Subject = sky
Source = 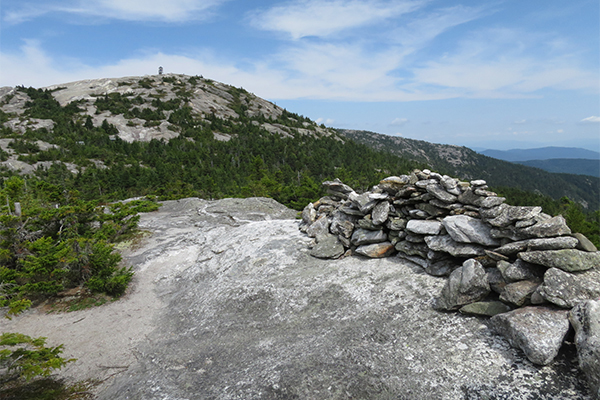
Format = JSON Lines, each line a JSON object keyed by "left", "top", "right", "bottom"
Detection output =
{"left": 1, "top": 0, "right": 599, "bottom": 151}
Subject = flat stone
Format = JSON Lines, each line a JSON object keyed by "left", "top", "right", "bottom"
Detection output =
{"left": 490, "top": 306, "right": 570, "bottom": 365}
{"left": 426, "top": 183, "right": 458, "bottom": 203}
{"left": 371, "top": 201, "right": 390, "bottom": 225}
{"left": 301, "top": 202, "right": 316, "bottom": 227}
{"left": 518, "top": 249, "right": 600, "bottom": 272}
{"left": 425, "top": 235, "right": 486, "bottom": 257}
{"left": 339, "top": 205, "right": 364, "bottom": 216}
{"left": 426, "top": 258, "right": 460, "bottom": 277}
{"left": 310, "top": 233, "right": 345, "bottom": 259}
{"left": 569, "top": 300, "right": 600, "bottom": 397}
{"left": 536, "top": 267, "right": 600, "bottom": 308}
{"left": 357, "top": 216, "right": 383, "bottom": 231}
{"left": 517, "top": 215, "right": 571, "bottom": 239}
{"left": 416, "top": 202, "right": 446, "bottom": 217}
{"left": 351, "top": 228, "right": 388, "bottom": 246}
{"left": 494, "top": 237, "right": 580, "bottom": 256}
{"left": 395, "top": 240, "right": 429, "bottom": 258}
{"left": 442, "top": 215, "right": 500, "bottom": 246}
{"left": 459, "top": 301, "right": 512, "bottom": 317}
{"left": 406, "top": 219, "right": 443, "bottom": 235}
{"left": 572, "top": 232, "right": 598, "bottom": 252}
{"left": 378, "top": 175, "right": 410, "bottom": 194}
{"left": 355, "top": 242, "right": 395, "bottom": 258}
{"left": 486, "top": 205, "right": 543, "bottom": 228}
{"left": 499, "top": 280, "right": 541, "bottom": 307}
{"left": 323, "top": 178, "right": 355, "bottom": 199}
{"left": 386, "top": 218, "right": 407, "bottom": 231}
{"left": 434, "top": 259, "right": 490, "bottom": 311}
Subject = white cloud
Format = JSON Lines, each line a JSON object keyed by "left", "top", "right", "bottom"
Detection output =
{"left": 4, "top": 0, "right": 228, "bottom": 23}
{"left": 316, "top": 117, "right": 335, "bottom": 125}
{"left": 580, "top": 116, "right": 600, "bottom": 123}
{"left": 249, "top": 0, "right": 423, "bottom": 39}
{"left": 412, "top": 28, "right": 598, "bottom": 97}
{"left": 390, "top": 118, "right": 409, "bottom": 126}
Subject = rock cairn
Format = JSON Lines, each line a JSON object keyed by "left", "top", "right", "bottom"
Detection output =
{"left": 300, "top": 169, "right": 600, "bottom": 395}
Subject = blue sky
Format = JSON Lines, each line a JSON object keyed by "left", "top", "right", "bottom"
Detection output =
{"left": 1, "top": 0, "right": 599, "bottom": 151}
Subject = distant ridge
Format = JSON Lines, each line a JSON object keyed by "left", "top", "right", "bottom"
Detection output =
{"left": 515, "top": 159, "right": 600, "bottom": 178}
{"left": 480, "top": 146, "right": 600, "bottom": 162}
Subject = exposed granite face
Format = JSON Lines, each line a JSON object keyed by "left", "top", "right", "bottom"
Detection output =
{"left": 92, "top": 197, "right": 590, "bottom": 400}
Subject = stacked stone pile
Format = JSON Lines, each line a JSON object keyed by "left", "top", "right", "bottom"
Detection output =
{"left": 300, "top": 169, "right": 600, "bottom": 396}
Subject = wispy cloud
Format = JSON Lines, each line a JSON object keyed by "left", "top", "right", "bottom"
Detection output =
{"left": 390, "top": 118, "right": 409, "bottom": 126}
{"left": 580, "top": 116, "right": 600, "bottom": 124}
{"left": 3, "top": 0, "right": 228, "bottom": 24}
{"left": 248, "top": 0, "right": 424, "bottom": 40}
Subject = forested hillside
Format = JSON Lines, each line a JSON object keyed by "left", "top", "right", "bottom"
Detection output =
{"left": 0, "top": 77, "right": 424, "bottom": 211}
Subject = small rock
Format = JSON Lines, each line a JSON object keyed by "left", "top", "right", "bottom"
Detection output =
{"left": 351, "top": 228, "right": 387, "bottom": 246}
{"left": 499, "top": 280, "right": 541, "bottom": 307}
{"left": 424, "top": 235, "right": 486, "bottom": 257}
{"left": 490, "top": 306, "right": 570, "bottom": 365}
{"left": 355, "top": 242, "right": 395, "bottom": 258}
{"left": 442, "top": 215, "right": 500, "bottom": 246}
{"left": 395, "top": 240, "right": 429, "bottom": 258}
{"left": 459, "top": 301, "right": 511, "bottom": 317}
{"left": 426, "top": 183, "right": 458, "bottom": 203}
{"left": 406, "top": 219, "right": 443, "bottom": 235}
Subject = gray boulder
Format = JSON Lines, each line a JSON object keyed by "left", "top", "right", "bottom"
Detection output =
{"left": 569, "top": 300, "right": 600, "bottom": 398}
{"left": 536, "top": 267, "right": 600, "bottom": 308}
{"left": 406, "top": 219, "right": 443, "bottom": 235}
{"left": 442, "top": 215, "right": 500, "bottom": 246}
{"left": 351, "top": 228, "right": 387, "bottom": 246}
{"left": 434, "top": 259, "right": 490, "bottom": 311}
{"left": 310, "top": 233, "right": 345, "bottom": 259}
{"left": 425, "top": 235, "right": 486, "bottom": 257}
{"left": 355, "top": 242, "right": 395, "bottom": 258}
{"left": 519, "top": 249, "right": 600, "bottom": 272}
{"left": 490, "top": 306, "right": 570, "bottom": 365}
